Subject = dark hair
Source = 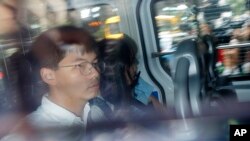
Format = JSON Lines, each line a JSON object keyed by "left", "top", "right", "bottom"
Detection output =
{"left": 31, "top": 25, "right": 98, "bottom": 69}
{"left": 98, "top": 35, "right": 138, "bottom": 106}
{"left": 98, "top": 35, "right": 138, "bottom": 69}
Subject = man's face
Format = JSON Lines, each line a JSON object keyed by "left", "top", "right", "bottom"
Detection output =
{"left": 53, "top": 51, "right": 100, "bottom": 101}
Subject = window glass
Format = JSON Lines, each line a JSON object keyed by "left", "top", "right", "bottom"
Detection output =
{"left": 197, "top": 0, "right": 250, "bottom": 77}
{"left": 26, "top": 3, "right": 122, "bottom": 40}
{"left": 78, "top": 5, "right": 121, "bottom": 40}
{"left": 0, "top": 1, "right": 122, "bottom": 112}
{"left": 153, "top": 0, "right": 250, "bottom": 77}
{"left": 153, "top": 0, "right": 197, "bottom": 75}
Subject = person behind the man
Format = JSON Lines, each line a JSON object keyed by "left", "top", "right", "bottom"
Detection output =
{"left": 88, "top": 36, "right": 166, "bottom": 125}
{"left": 1, "top": 25, "right": 103, "bottom": 141}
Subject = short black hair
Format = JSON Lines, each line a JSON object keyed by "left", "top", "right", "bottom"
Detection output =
{"left": 32, "top": 25, "right": 98, "bottom": 69}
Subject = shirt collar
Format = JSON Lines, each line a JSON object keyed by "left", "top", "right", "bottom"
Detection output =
{"left": 40, "top": 95, "right": 86, "bottom": 126}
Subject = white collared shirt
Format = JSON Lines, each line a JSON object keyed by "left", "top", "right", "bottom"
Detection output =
{"left": 27, "top": 95, "right": 90, "bottom": 128}
{"left": 1, "top": 95, "right": 90, "bottom": 141}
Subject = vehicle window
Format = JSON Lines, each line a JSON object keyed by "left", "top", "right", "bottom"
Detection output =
{"left": 26, "top": 2, "right": 122, "bottom": 40}
{"left": 104, "top": 16, "right": 123, "bottom": 39}
{"left": 153, "top": 0, "right": 250, "bottom": 77}
{"left": 78, "top": 5, "right": 122, "bottom": 40}
{"left": 196, "top": 0, "right": 250, "bottom": 77}
{"left": 0, "top": 1, "right": 122, "bottom": 112}
{"left": 153, "top": 1, "right": 197, "bottom": 75}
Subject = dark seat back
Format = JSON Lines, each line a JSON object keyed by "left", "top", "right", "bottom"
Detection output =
{"left": 173, "top": 38, "right": 203, "bottom": 118}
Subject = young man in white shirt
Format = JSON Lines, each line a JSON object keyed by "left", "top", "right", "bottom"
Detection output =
{"left": 2, "top": 25, "right": 103, "bottom": 141}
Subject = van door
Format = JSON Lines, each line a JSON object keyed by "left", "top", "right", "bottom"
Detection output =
{"left": 137, "top": 0, "right": 198, "bottom": 107}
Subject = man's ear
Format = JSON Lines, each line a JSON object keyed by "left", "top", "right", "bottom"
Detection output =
{"left": 40, "top": 68, "right": 56, "bottom": 85}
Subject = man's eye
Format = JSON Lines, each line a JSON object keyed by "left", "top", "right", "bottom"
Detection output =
{"left": 79, "top": 62, "right": 87, "bottom": 67}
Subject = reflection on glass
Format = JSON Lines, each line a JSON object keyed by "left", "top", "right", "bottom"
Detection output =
{"left": 201, "top": 0, "right": 250, "bottom": 76}
{"left": 221, "top": 48, "right": 240, "bottom": 76}
{"left": 217, "top": 43, "right": 250, "bottom": 76}
{"left": 79, "top": 5, "right": 121, "bottom": 40}
{"left": 25, "top": 2, "right": 121, "bottom": 40}
{"left": 104, "top": 16, "right": 123, "bottom": 39}
{"left": 242, "top": 50, "right": 250, "bottom": 73}
{"left": 0, "top": 1, "right": 123, "bottom": 114}
{"left": 153, "top": 1, "right": 197, "bottom": 75}
{"left": 153, "top": 0, "right": 250, "bottom": 76}
{"left": 154, "top": 1, "right": 196, "bottom": 52}
{"left": 80, "top": 9, "right": 91, "bottom": 19}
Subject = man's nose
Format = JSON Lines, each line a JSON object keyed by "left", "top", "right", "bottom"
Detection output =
{"left": 90, "top": 66, "right": 99, "bottom": 80}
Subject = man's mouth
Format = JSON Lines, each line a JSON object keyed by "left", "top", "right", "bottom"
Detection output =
{"left": 88, "top": 83, "right": 99, "bottom": 89}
